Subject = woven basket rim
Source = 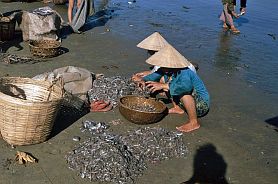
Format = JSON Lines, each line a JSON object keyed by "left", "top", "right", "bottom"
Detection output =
{"left": 0, "top": 20, "right": 14, "bottom": 23}
{"left": 0, "top": 16, "right": 13, "bottom": 23}
{"left": 119, "top": 95, "right": 166, "bottom": 114}
{"left": 29, "top": 40, "right": 61, "bottom": 49}
{"left": 0, "top": 77, "right": 63, "bottom": 105}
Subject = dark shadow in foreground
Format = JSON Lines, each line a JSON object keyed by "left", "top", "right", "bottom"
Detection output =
{"left": 182, "top": 144, "right": 229, "bottom": 184}
{"left": 50, "top": 98, "right": 90, "bottom": 138}
{"left": 265, "top": 116, "right": 278, "bottom": 132}
{"left": 265, "top": 116, "right": 278, "bottom": 127}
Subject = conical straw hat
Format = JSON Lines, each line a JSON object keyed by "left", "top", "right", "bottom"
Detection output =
{"left": 137, "top": 32, "right": 169, "bottom": 51}
{"left": 146, "top": 44, "right": 191, "bottom": 68}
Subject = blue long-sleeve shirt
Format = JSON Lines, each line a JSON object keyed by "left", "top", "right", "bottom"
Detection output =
{"left": 143, "top": 68, "right": 210, "bottom": 105}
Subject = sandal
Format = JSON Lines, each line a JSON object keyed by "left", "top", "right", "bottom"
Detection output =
{"left": 231, "top": 27, "right": 240, "bottom": 34}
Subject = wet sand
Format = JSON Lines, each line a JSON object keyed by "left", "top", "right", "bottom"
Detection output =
{"left": 0, "top": 1, "right": 278, "bottom": 184}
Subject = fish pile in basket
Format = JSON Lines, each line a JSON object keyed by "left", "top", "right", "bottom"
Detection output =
{"left": 129, "top": 104, "right": 157, "bottom": 112}
{"left": 88, "top": 75, "right": 151, "bottom": 107}
{"left": 65, "top": 120, "right": 188, "bottom": 183}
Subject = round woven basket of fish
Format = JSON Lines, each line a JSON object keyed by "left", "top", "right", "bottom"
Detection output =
{"left": 29, "top": 39, "right": 61, "bottom": 58}
{"left": 119, "top": 95, "right": 167, "bottom": 124}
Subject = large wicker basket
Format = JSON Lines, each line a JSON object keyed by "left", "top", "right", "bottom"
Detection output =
{"left": 29, "top": 40, "right": 61, "bottom": 58}
{"left": 0, "top": 16, "right": 16, "bottom": 41}
{"left": 0, "top": 77, "right": 63, "bottom": 145}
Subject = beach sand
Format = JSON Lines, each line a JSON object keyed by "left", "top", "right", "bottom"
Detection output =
{"left": 0, "top": 1, "right": 277, "bottom": 184}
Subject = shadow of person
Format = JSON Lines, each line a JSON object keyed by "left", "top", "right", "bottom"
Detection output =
{"left": 265, "top": 116, "right": 278, "bottom": 127}
{"left": 183, "top": 144, "right": 229, "bottom": 184}
{"left": 234, "top": 17, "right": 249, "bottom": 27}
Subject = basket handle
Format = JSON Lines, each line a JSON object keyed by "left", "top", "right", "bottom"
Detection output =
{"left": 46, "top": 77, "right": 64, "bottom": 101}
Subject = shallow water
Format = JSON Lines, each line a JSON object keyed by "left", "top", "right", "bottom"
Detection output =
{"left": 96, "top": 0, "right": 278, "bottom": 95}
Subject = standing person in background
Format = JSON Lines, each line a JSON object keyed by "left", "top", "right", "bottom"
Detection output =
{"left": 220, "top": 0, "right": 240, "bottom": 34}
{"left": 233, "top": 0, "right": 247, "bottom": 15}
{"left": 68, "top": 0, "right": 81, "bottom": 24}
{"left": 68, "top": 0, "right": 95, "bottom": 33}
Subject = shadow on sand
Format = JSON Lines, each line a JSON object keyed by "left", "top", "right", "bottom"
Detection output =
{"left": 182, "top": 143, "right": 229, "bottom": 184}
{"left": 0, "top": 31, "right": 23, "bottom": 53}
{"left": 265, "top": 116, "right": 278, "bottom": 128}
{"left": 0, "top": 10, "right": 24, "bottom": 53}
{"left": 81, "top": 8, "right": 113, "bottom": 32}
{"left": 50, "top": 100, "right": 90, "bottom": 138}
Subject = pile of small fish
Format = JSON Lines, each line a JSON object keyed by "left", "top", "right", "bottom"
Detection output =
{"left": 88, "top": 75, "right": 150, "bottom": 107}
{"left": 66, "top": 121, "right": 188, "bottom": 183}
{"left": 0, "top": 54, "right": 43, "bottom": 64}
{"left": 122, "top": 127, "right": 187, "bottom": 163}
{"left": 80, "top": 120, "right": 109, "bottom": 134}
{"left": 129, "top": 104, "right": 157, "bottom": 112}
{"left": 33, "top": 7, "right": 54, "bottom": 16}
{"left": 66, "top": 133, "right": 146, "bottom": 183}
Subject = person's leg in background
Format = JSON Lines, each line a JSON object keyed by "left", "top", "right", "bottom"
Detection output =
{"left": 240, "top": 0, "right": 247, "bottom": 15}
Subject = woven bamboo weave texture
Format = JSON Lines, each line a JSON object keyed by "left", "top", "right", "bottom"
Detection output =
{"left": 0, "top": 77, "right": 63, "bottom": 145}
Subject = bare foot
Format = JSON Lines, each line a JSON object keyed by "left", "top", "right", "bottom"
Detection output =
{"left": 169, "top": 106, "right": 185, "bottom": 114}
{"left": 223, "top": 23, "right": 228, "bottom": 29}
{"left": 176, "top": 121, "right": 200, "bottom": 132}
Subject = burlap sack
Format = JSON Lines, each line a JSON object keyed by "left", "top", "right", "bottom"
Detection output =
{"left": 33, "top": 66, "right": 94, "bottom": 102}
{"left": 20, "top": 9, "right": 62, "bottom": 41}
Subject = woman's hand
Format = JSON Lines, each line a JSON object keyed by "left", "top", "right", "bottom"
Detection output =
{"left": 135, "top": 71, "right": 152, "bottom": 78}
{"left": 132, "top": 74, "right": 143, "bottom": 82}
{"left": 145, "top": 81, "right": 169, "bottom": 93}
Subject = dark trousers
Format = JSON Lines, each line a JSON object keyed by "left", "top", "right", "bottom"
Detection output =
{"left": 233, "top": 0, "right": 247, "bottom": 8}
